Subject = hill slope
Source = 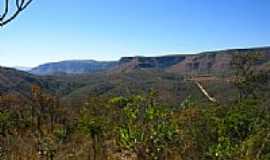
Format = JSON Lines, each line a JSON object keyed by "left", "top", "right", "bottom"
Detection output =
{"left": 0, "top": 67, "right": 77, "bottom": 100}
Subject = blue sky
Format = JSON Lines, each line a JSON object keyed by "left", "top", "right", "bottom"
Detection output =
{"left": 1, "top": 0, "right": 270, "bottom": 67}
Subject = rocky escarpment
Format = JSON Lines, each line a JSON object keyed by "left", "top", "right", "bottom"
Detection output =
{"left": 115, "top": 55, "right": 188, "bottom": 72}
{"left": 117, "top": 47, "right": 270, "bottom": 74}
{"left": 119, "top": 55, "right": 187, "bottom": 68}
{"left": 168, "top": 47, "right": 270, "bottom": 74}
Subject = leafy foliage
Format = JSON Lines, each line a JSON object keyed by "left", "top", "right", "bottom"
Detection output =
{"left": 112, "top": 94, "right": 178, "bottom": 159}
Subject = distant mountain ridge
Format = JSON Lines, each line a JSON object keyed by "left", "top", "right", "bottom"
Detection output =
{"left": 29, "top": 47, "right": 270, "bottom": 75}
{"left": 30, "top": 60, "right": 117, "bottom": 75}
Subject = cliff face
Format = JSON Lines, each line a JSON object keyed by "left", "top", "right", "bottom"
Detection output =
{"left": 170, "top": 47, "right": 270, "bottom": 74}
{"left": 119, "top": 56, "right": 187, "bottom": 68}
{"left": 168, "top": 53, "right": 232, "bottom": 74}
{"left": 116, "top": 56, "right": 187, "bottom": 73}
{"left": 117, "top": 47, "right": 270, "bottom": 74}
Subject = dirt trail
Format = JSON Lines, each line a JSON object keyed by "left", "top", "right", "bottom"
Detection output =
{"left": 195, "top": 81, "right": 217, "bottom": 103}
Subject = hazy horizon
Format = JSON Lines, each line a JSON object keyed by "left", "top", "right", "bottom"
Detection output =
{"left": 1, "top": 0, "right": 270, "bottom": 67}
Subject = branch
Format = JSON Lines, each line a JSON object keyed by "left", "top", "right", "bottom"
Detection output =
{"left": 0, "top": 0, "right": 9, "bottom": 21}
{"left": 0, "top": 0, "right": 32, "bottom": 27}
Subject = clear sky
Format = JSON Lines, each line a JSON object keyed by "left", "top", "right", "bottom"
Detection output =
{"left": 1, "top": 0, "right": 270, "bottom": 67}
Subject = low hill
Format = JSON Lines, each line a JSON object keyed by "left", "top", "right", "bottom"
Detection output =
{"left": 0, "top": 67, "right": 77, "bottom": 100}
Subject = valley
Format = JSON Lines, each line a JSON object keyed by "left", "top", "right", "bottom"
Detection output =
{"left": 4, "top": 47, "right": 269, "bottom": 106}
{"left": 2, "top": 1, "right": 270, "bottom": 159}
{"left": 0, "top": 47, "right": 269, "bottom": 160}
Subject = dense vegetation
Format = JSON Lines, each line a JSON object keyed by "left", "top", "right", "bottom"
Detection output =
{"left": 0, "top": 53, "right": 269, "bottom": 160}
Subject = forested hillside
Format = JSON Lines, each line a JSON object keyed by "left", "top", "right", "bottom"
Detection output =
{"left": 0, "top": 50, "right": 269, "bottom": 159}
